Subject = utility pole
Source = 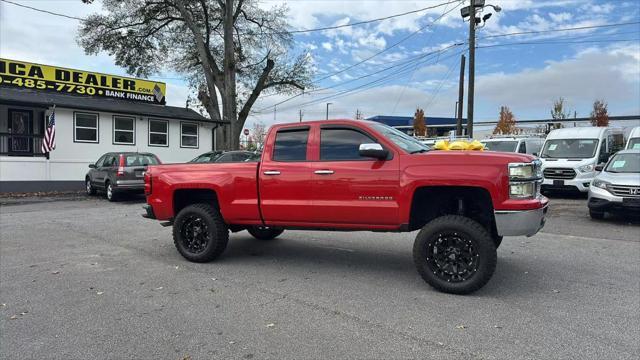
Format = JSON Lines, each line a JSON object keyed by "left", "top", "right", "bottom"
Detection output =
{"left": 467, "top": 0, "right": 476, "bottom": 139}
{"left": 326, "top": 102, "right": 332, "bottom": 120}
{"left": 456, "top": 54, "right": 466, "bottom": 136}
{"left": 299, "top": 109, "right": 304, "bottom": 122}
{"left": 273, "top": 105, "right": 277, "bottom": 122}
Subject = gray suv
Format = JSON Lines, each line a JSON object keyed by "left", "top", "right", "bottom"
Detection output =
{"left": 86, "top": 152, "right": 161, "bottom": 201}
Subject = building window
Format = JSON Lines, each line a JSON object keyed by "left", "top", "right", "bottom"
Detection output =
{"left": 180, "top": 122, "right": 199, "bottom": 148}
{"left": 113, "top": 115, "right": 135, "bottom": 145}
{"left": 148, "top": 119, "right": 168, "bottom": 147}
{"left": 74, "top": 112, "right": 99, "bottom": 143}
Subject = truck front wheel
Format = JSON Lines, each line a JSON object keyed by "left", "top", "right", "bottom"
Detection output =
{"left": 247, "top": 226, "right": 284, "bottom": 241}
{"left": 173, "top": 203, "right": 229, "bottom": 262}
{"left": 413, "top": 215, "right": 497, "bottom": 295}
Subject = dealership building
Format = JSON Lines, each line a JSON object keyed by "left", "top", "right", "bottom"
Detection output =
{"left": 0, "top": 58, "right": 225, "bottom": 193}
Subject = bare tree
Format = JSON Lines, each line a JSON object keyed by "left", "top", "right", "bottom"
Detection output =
{"left": 590, "top": 100, "right": 609, "bottom": 127}
{"left": 78, "top": 0, "right": 313, "bottom": 149}
{"left": 251, "top": 120, "right": 267, "bottom": 149}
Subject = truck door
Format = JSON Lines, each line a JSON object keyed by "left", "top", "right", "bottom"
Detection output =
{"left": 311, "top": 126, "right": 400, "bottom": 225}
{"left": 258, "top": 126, "right": 314, "bottom": 224}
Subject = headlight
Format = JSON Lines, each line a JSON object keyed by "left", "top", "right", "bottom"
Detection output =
{"left": 578, "top": 163, "right": 595, "bottom": 173}
{"left": 591, "top": 179, "right": 610, "bottom": 189}
{"left": 510, "top": 182, "right": 536, "bottom": 198}
{"left": 509, "top": 163, "right": 534, "bottom": 179}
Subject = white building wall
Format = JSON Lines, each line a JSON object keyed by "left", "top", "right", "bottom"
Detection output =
{"left": 0, "top": 107, "right": 213, "bottom": 182}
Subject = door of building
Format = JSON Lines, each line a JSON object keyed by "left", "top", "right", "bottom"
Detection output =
{"left": 8, "top": 109, "right": 33, "bottom": 155}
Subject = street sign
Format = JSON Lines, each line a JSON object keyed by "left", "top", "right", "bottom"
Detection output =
{"left": 243, "top": 129, "right": 249, "bottom": 136}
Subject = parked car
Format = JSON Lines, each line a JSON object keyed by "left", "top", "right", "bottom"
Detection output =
{"left": 86, "top": 152, "right": 161, "bottom": 201}
{"left": 626, "top": 126, "right": 640, "bottom": 150}
{"left": 189, "top": 150, "right": 260, "bottom": 163}
{"left": 588, "top": 149, "right": 640, "bottom": 219}
{"left": 142, "top": 119, "right": 548, "bottom": 295}
{"left": 481, "top": 136, "right": 545, "bottom": 155}
{"left": 539, "top": 127, "right": 624, "bottom": 193}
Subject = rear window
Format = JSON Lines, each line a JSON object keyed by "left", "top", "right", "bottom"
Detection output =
{"left": 124, "top": 154, "right": 159, "bottom": 166}
{"left": 273, "top": 129, "right": 309, "bottom": 161}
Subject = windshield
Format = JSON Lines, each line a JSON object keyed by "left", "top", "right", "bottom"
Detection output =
{"left": 605, "top": 153, "right": 640, "bottom": 173}
{"left": 482, "top": 141, "right": 518, "bottom": 152}
{"left": 370, "top": 123, "right": 430, "bottom": 153}
{"left": 191, "top": 152, "right": 223, "bottom": 163}
{"left": 628, "top": 138, "right": 640, "bottom": 150}
{"left": 540, "top": 139, "right": 599, "bottom": 159}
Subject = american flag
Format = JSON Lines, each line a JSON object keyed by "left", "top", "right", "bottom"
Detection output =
{"left": 41, "top": 106, "right": 56, "bottom": 153}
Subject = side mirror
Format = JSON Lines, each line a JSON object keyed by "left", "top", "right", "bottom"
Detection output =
{"left": 359, "top": 143, "right": 388, "bottom": 160}
{"left": 595, "top": 164, "right": 604, "bottom": 172}
{"left": 88, "top": 164, "right": 96, "bottom": 169}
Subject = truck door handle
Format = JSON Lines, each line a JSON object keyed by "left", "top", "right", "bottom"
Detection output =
{"left": 263, "top": 170, "right": 281, "bottom": 175}
{"left": 314, "top": 170, "right": 334, "bottom": 175}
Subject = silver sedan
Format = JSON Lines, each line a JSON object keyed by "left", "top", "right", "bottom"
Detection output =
{"left": 588, "top": 149, "right": 640, "bottom": 219}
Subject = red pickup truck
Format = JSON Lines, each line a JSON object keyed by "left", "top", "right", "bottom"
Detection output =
{"left": 143, "top": 120, "right": 548, "bottom": 294}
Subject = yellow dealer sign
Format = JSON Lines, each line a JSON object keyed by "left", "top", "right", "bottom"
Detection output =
{"left": 0, "top": 58, "right": 166, "bottom": 105}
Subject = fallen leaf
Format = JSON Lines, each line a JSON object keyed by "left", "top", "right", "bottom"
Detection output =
{"left": 524, "top": 271, "right": 529, "bottom": 274}
{"left": 455, "top": 325, "right": 466, "bottom": 329}
{"left": 20, "top": 311, "right": 28, "bottom": 315}
{"left": 51, "top": 271, "right": 60, "bottom": 275}
{"left": 97, "top": 292, "right": 104, "bottom": 295}
{"left": 229, "top": 341, "right": 235, "bottom": 344}
{"left": 10, "top": 315, "right": 18, "bottom": 320}
{"left": 211, "top": 278, "right": 217, "bottom": 281}
{"left": 175, "top": 266, "right": 179, "bottom": 269}
{"left": 266, "top": 323, "right": 275, "bottom": 328}
{"left": 552, "top": 289, "right": 560, "bottom": 293}
{"left": 437, "top": 342, "right": 444, "bottom": 346}
{"left": 209, "top": 288, "right": 216, "bottom": 293}
{"left": 0, "top": 303, "right": 6, "bottom": 307}
{"left": 154, "top": 287, "right": 163, "bottom": 291}
{"left": 494, "top": 325, "right": 502, "bottom": 329}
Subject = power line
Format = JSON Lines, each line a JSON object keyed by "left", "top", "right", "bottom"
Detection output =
{"left": 0, "top": 0, "right": 86, "bottom": 21}
{"left": 0, "top": 0, "right": 460, "bottom": 36}
{"left": 315, "top": 1, "right": 464, "bottom": 83}
{"left": 259, "top": 1, "right": 464, "bottom": 112}
{"left": 477, "top": 38, "right": 640, "bottom": 49}
{"left": 286, "top": 0, "right": 461, "bottom": 34}
{"left": 254, "top": 43, "right": 464, "bottom": 113}
{"left": 478, "top": 21, "right": 640, "bottom": 40}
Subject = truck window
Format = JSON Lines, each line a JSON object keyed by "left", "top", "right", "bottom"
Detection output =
{"left": 320, "top": 128, "right": 375, "bottom": 160}
{"left": 518, "top": 141, "right": 527, "bottom": 154}
{"left": 273, "top": 129, "right": 309, "bottom": 161}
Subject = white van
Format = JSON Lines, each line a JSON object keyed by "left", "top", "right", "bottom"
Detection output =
{"left": 626, "top": 126, "right": 640, "bottom": 150}
{"left": 481, "top": 136, "right": 545, "bottom": 155}
{"left": 540, "top": 127, "right": 625, "bottom": 192}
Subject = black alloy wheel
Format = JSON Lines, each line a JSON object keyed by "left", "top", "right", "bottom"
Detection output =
{"left": 180, "top": 215, "right": 211, "bottom": 254}
{"left": 426, "top": 231, "right": 479, "bottom": 283}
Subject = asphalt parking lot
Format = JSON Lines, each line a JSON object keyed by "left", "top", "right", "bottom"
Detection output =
{"left": 1, "top": 194, "right": 639, "bottom": 359}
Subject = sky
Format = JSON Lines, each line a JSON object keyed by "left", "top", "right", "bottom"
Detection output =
{"left": 0, "top": 0, "right": 639, "bottom": 130}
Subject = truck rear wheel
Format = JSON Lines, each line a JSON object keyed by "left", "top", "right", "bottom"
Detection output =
{"left": 413, "top": 215, "right": 497, "bottom": 295}
{"left": 173, "top": 203, "right": 229, "bottom": 262}
{"left": 247, "top": 226, "right": 284, "bottom": 241}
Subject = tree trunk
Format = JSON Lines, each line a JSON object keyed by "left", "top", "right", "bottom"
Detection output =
{"left": 223, "top": 0, "right": 239, "bottom": 149}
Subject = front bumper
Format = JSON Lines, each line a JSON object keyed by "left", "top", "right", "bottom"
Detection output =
{"left": 541, "top": 176, "right": 594, "bottom": 192}
{"left": 495, "top": 203, "right": 548, "bottom": 237}
{"left": 588, "top": 186, "right": 640, "bottom": 212}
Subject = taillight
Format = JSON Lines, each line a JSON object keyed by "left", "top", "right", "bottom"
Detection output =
{"left": 117, "top": 154, "right": 125, "bottom": 177}
{"left": 144, "top": 171, "right": 152, "bottom": 195}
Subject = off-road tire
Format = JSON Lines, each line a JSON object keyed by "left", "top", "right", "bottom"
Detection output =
{"left": 247, "top": 226, "right": 284, "bottom": 241}
{"left": 413, "top": 215, "right": 497, "bottom": 295}
{"left": 86, "top": 178, "right": 96, "bottom": 195}
{"left": 589, "top": 209, "right": 605, "bottom": 220}
{"left": 173, "top": 203, "right": 229, "bottom": 262}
